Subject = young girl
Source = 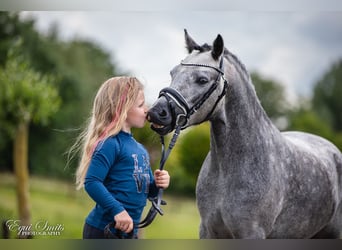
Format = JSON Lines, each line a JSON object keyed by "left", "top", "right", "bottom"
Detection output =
{"left": 74, "top": 76, "right": 170, "bottom": 239}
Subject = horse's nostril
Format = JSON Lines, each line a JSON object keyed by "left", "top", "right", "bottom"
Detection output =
{"left": 159, "top": 109, "right": 167, "bottom": 117}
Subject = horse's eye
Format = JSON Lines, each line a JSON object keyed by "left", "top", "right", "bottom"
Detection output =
{"left": 197, "top": 77, "right": 209, "bottom": 85}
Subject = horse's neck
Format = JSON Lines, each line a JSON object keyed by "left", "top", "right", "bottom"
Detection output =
{"left": 210, "top": 78, "right": 280, "bottom": 157}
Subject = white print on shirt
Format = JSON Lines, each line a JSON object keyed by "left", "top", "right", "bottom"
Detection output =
{"left": 132, "top": 154, "right": 150, "bottom": 193}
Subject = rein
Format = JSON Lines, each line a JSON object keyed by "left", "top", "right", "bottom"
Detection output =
{"left": 138, "top": 126, "right": 181, "bottom": 228}
{"left": 105, "top": 127, "right": 182, "bottom": 231}
{"left": 138, "top": 56, "right": 229, "bottom": 228}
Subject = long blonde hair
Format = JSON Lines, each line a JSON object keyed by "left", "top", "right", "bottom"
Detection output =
{"left": 74, "top": 76, "right": 143, "bottom": 190}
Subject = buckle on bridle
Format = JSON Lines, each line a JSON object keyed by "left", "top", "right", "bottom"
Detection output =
{"left": 175, "top": 113, "right": 188, "bottom": 128}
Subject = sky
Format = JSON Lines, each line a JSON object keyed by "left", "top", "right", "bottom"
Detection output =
{"left": 19, "top": 10, "right": 342, "bottom": 104}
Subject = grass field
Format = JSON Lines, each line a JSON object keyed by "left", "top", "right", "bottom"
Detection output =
{"left": 0, "top": 172, "right": 200, "bottom": 239}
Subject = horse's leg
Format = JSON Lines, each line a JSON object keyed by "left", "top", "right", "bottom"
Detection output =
{"left": 232, "top": 224, "right": 267, "bottom": 239}
{"left": 311, "top": 203, "right": 342, "bottom": 239}
{"left": 199, "top": 222, "right": 210, "bottom": 239}
{"left": 199, "top": 208, "right": 234, "bottom": 239}
{"left": 203, "top": 216, "right": 266, "bottom": 239}
{"left": 311, "top": 225, "right": 341, "bottom": 239}
{"left": 199, "top": 222, "right": 234, "bottom": 239}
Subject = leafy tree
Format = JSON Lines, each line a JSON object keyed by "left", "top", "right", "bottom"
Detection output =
{"left": 287, "top": 106, "right": 334, "bottom": 140}
{"left": 0, "top": 12, "right": 121, "bottom": 179}
{"left": 312, "top": 59, "right": 342, "bottom": 131}
{"left": 251, "top": 72, "right": 290, "bottom": 129}
{"left": 0, "top": 12, "right": 22, "bottom": 65}
{"left": 0, "top": 43, "right": 60, "bottom": 236}
{"left": 285, "top": 59, "right": 342, "bottom": 151}
{"left": 28, "top": 38, "right": 118, "bottom": 178}
{"left": 171, "top": 123, "right": 210, "bottom": 196}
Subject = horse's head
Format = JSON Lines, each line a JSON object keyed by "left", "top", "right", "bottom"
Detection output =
{"left": 147, "top": 29, "right": 228, "bottom": 135}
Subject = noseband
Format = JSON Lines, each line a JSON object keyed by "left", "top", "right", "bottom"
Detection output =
{"left": 159, "top": 56, "right": 229, "bottom": 130}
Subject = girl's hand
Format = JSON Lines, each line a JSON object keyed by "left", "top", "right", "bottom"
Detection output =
{"left": 154, "top": 169, "right": 170, "bottom": 189}
{"left": 114, "top": 210, "right": 133, "bottom": 233}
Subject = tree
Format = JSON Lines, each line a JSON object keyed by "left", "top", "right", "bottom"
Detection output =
{"left": 287, "top": 106, "right": 334, "bottom": 141}
{"left": 28, "top": 38, "right": 118, "bottom": 179}
{"left": 0, "top": 43, "right": 60, "bottom": 237}
{"left": 172, "top": 123, "right": 210, "bottom": 196}
{"left": 312, "top": 59, "right": 342, "bottom": 131}
{"left": 251, "top": 72, "right": 290, "bottom": 129}
{"left": 0, "top": 12, "right": 120, "bottom": 179}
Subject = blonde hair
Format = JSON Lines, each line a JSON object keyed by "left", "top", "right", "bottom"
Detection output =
{"left": 73, "top": 76, "right": 144, "bottom": 190}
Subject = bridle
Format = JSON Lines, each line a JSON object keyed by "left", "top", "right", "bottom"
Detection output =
{"left": 159, "top": 55, "right": 229, "bottom": 130}
{"left": 137, "top": 55, "right": 229, "bottom": 229}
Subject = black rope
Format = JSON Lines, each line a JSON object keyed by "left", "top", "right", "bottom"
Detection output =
{"left": 104, "top": 221, "right": 135, "bottom": 239}
{"left": 138, "top": 125, "right": 182, "bottom": 228}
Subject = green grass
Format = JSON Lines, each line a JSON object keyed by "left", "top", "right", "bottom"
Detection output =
{"left": 0, "top": 172, "right": 200, "bottom": 239}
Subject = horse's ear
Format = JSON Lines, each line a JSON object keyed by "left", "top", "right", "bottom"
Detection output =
{"left": 212, "top": 34, "right": 224, "bottom": 60}
{"left": 184, "top": 29, "right": 200, "bottom": 53}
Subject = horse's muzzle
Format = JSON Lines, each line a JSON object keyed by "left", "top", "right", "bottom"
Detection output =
{"left": 147, "top": 101, "right": 175, "bottom": 136}
{"left": 148, "top": 87, "right": 192, "bottom": 135}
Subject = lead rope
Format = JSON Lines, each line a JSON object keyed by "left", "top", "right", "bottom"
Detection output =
{"left": 105, "top": 125, "right": 182, "bottom": 236}
{"left": 138, "top": 125, "right": 182, "bottom": 228}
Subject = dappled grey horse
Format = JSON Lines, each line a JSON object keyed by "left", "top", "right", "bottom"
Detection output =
{"left": 147, "top": 30, "right": 342, "bottom": 238}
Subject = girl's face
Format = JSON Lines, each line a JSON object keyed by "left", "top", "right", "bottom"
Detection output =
{"left": 123, "top": 90, "right": 148, "bottom": 132}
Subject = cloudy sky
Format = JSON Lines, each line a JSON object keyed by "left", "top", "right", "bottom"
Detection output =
{"left": 20, "top": 9, "right": 342, "bottom": 104}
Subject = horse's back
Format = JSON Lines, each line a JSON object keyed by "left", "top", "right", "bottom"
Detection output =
{"left": 282, "top": 131, "right": 342, "bottom": 165}
{"left": 282, "top": 131, "right": 341, "bottom": 154}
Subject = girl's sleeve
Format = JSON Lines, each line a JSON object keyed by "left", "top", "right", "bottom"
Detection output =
{"left": 84, "top": 139, "right": 125, "bottom": 218}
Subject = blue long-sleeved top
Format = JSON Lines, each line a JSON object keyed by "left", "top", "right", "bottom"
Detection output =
{"left": 84, "top": 131, "right": 158, "bottom": 231}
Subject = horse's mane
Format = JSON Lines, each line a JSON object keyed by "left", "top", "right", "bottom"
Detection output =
{"left": 194, "top": 43, "right": 211, "bottom": 52}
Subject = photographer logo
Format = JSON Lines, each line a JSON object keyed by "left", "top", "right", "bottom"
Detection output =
{"left": 6, "top": 219, "right": 64, "bottom": 237}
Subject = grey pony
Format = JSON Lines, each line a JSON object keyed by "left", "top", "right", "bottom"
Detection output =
{"left": 147, "top": 30, "right": 342, "bottom": 239}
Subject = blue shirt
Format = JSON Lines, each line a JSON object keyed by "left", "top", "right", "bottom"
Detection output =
{"left": 84, "top": 131, "right": 158, "bottom": 231}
